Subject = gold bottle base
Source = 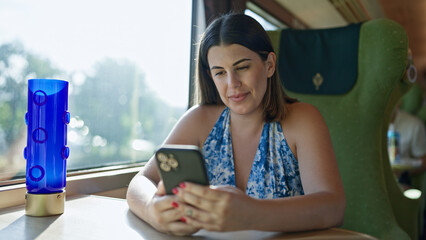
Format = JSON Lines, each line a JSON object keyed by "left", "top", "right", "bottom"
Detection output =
{"left": 25, "top": 191, "right": 65, "bottom": 217}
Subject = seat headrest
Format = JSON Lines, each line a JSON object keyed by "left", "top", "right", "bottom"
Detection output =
{"left": 278, "top": 23, "right": 362, "bottom": 95}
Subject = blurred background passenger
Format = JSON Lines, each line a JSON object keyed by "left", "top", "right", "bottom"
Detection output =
{"left": 390, "top": 103, "right": 426, "bottom": 187}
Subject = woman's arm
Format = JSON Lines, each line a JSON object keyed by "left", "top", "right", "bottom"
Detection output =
{"left": 171, "top": 103, "right": 345, "bottom": 232}
{"left": 126, "top": 157, "right": 201, "bottom": 235}
{"left": 284, "top": 102, "right": 346, "bottom": 229}
{"left": 172, "top": 181, "right": 344, "bottom": 232}
{"left": 126, "top": 105, "right": 220, "bottom": 235}
{"left": 126, "top": 158, "right": 160, "bottom": 222}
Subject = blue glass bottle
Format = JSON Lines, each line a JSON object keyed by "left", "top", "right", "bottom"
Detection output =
{"left": 24, "top": 79, "right": 69, "bottom": 216}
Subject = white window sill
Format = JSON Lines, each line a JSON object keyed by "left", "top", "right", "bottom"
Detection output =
{"left": 0, "top": 165, "right": 143, "bottom": 209}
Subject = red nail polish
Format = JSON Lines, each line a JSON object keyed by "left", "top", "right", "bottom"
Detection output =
{"left": 179, "top": 182, "right": 186, "bottom": 188}
{"left": 172, "top": 201, "right": 179, "bottom": 208}
{"left": 180, "top": 217, "right": 187, "bottom": 223}
{"left": 172, "top": 188, "right": 178, "bottom": 194}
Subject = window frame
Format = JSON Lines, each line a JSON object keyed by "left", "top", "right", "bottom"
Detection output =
{"left": 0, "top": 0, "right": 199, "bottom": 209}
{"left": 0, "top": 164, "right": 142, "bottom": 209}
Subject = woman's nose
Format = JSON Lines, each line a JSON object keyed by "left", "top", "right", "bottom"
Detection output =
{"left": 227, "top": 73, "right": 241, "bottom": 88}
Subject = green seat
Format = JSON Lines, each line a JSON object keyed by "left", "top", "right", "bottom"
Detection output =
{"left": 400, "top": 71, "right": 426, "bottom": 238}
{"left": 382, "top": 69, "right": 420, "bottom": 240}
{"left": 401, "top": 83, "right": 423, "bottom": 115}
{"left": 418, "top": 106, "right": 426, "bottom": 126}
{"left": 268, "top": 19, "right": 418, "bottom": 239}
{"left": 401, "top": 82, "right": 426, "bottom": 126}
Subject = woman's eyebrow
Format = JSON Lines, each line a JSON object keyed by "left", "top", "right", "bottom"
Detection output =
{"left": 210, "top": 58, "right": 252, "bottom": 70}
{"left": 210, "top": 66, "right": 223, "bottom": 70}
{"left": 233, "top": 58, "right": 251, "bottom": 66}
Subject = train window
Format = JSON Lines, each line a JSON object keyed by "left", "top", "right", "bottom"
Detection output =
{"left": 245, "top": 2, "right": 287, "bottom": 30}
{"left": 0, "top": 0, "right": 192, "bottom": 183}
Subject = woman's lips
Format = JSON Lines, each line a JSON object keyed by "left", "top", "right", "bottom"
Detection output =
{"left": 228, "top": 92, "right": 249, "bottom": 102}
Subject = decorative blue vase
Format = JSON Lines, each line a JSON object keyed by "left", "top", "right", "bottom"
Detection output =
{"left": 24, "top": 78, "right": 69, "bottom": 216}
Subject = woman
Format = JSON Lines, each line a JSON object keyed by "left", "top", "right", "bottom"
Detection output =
{"left": 126, "top": 13, "right": 345, "bottom": 236}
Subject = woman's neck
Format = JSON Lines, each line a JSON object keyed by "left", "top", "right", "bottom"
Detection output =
{"left": 229, "top": 108, "right": 264, "bottom": 135}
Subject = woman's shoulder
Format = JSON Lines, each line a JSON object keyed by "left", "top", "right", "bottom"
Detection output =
{"left": 184, "top": 104, "right": 226, "bottom": 122}
{"left": 280, "top": 102, "right": 327, "bottom": 137}
{"left": 284, "top": 102, "right": 323, "bottom": 123}
{"left": 164, "top": 104, "right": 226, "bottom": 146}
{"left": 281, "top": 102, "right": 330, "bottom": 157}
{"left": 179, "top": 104, "right": 225, "bottom": 134}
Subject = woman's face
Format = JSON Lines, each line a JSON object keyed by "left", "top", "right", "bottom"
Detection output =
{"left": 207, "top": 44, "right": 276, "bottom": 116}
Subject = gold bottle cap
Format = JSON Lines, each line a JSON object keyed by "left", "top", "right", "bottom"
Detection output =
{"left": 25, "top": 191, "right": 65, "bottom": 217}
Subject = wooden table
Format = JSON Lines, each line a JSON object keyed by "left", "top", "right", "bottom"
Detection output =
{"left": 0, "top": 195, "right": 377, "bottom": 240}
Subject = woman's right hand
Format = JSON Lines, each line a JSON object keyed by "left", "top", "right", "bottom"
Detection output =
{"left": 146, "top": 181, "right": 200, "bottom": 236}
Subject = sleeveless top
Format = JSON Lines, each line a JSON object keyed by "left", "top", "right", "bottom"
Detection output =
{"left": 202, "top": 107, "right": 304, "bottom": 199}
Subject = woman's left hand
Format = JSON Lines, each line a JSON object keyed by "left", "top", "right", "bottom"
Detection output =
{"left": 172, "top": 182, "right": 255, "bottom": 231}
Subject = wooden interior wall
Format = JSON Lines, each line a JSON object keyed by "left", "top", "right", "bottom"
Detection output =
{"left": 203, "top": 0, "right": 247, "bottom": 25}
{"left": 379, "top": 0, "right": 426, "bottom": 92}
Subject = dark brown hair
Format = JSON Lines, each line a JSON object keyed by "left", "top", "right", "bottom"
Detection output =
{"left": 194, "top": 13, "right": 297, "bottom": 122}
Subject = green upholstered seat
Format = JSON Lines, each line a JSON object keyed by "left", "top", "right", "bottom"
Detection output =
{"left": 418, "top": 106, "right": 426, "bottom": 126}
{"left": 382, "top": 68, "right": 420, "bottom": 240}
{"left": 401, "top": 82, "right": 426, "bottom": 126}
{"left": 268, "top": 19, "right": 418, "bottom": 240}
{"left": 401, "top": 83, "right": 423, "bottom": 115}
{"left": 400, "top": 79, "right": 426, "bottom": 237}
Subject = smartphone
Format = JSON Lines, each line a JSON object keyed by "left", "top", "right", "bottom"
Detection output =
{"left": 155, "top": 144, "right": 209, "bottom": 194}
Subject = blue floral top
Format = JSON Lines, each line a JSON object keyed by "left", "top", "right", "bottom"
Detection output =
{"left": 202, "top": 107, "right": 304, "bottom": 199}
